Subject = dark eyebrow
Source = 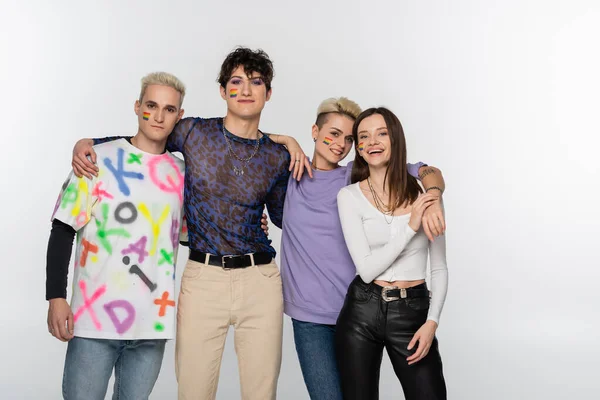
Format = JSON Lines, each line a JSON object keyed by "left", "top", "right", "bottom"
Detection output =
{"left": 229, "top": 75, "right": 264, "bottom": 80}
{"left": 145, "top": 100, "right": 178, "bottom": 109}
{"left": 358, "top": 127, "right": 387, "bottom": 134}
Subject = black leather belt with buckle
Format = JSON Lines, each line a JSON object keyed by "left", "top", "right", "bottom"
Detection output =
{"left": 189, "top": 250, "right": 272, "bottom": 269}
{"left": 380, "top": 286, "right": 431, "bottom": 302}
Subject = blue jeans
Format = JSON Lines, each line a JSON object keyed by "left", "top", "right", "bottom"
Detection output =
{"left": 292, "top": 318, "right": 343, "bottom": 400}
{"left": 62, "top": 336, "right": 166, "bottom": 400}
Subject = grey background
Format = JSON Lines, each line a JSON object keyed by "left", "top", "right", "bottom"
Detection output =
{"left": 1, "top": 0, "right": 598, "bottom": 398}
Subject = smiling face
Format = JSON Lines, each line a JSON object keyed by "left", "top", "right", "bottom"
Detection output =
{"left": 220, "top": 66, "right": 271, "bottom": 120}
{"left": 355, "top": 113, "right": 391, "bottom": 169}
{"left": 351, "top": 107, "right": 415, "bottom": 208}
{"left": 312, "top": 113, "right": 355, "bottom": 167}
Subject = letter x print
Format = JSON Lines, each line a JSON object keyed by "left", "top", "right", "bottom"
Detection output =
{"left": 73, "top": 280, "right": 107, "bottom": 330}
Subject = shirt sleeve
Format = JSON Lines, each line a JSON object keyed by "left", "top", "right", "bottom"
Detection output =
{"left": 337, "top": 187, "right": 417, "bottom": 283}
{"left": 426, "top": 216, "right": 448, "bottom": 324}
{"left": 46, "top": 172, "right": 98, "bottom": 300}
{"left": 407, "top": 162, "right": 427, "bottom": 180}
{"left": 345, "top": 161, "right": 354, "bottom": 185}
{"left": 166, "top": 117, "right": 198, "bottom": 154}
{"left": 51, "top": 172, "right": 99, "bottom": 230}
{"left": 45, "top": 220, "right": 76, "bottom": 300}
{"left": 265, "top": 166, "right": 291, "bottom": 229}
{"left": 93, "top": 136, "right": 129, "bottom": 145}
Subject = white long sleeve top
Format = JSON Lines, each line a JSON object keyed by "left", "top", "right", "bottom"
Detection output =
{"left": 337, "top": 183, "right": 448, "bottom": 324}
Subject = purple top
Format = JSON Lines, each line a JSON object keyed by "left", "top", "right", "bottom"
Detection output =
{"left": 281, "top": 161, "right": 425, "bottom": 324}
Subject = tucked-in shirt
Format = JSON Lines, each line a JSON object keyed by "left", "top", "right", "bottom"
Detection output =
{"left": 51, "top": 139, "right": 185, "bottom": 339}
{"left": 95, "top": 117, "right": 291, "bottom": 257}
{"left": 281, "top": 161, "right": 425, "bottom": 325}
{"left": 336, "top": 182, "right": 448, "bottom": 324}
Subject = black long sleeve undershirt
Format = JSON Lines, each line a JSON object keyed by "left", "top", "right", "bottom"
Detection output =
{"left": 46, "top": 219, "right": 76, "bottom": 300}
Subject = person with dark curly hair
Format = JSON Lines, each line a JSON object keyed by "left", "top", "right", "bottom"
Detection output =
{"left": 69, "top": 46, "right": 310, "bottom": 400}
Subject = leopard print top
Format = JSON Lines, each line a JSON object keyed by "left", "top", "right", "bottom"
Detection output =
{"left": 96, "top": 117, "right": 291, "bottom": 257}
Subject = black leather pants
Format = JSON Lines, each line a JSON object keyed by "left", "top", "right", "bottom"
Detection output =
{"left": 335, "top": 277, "right": 447, "bottom": 400}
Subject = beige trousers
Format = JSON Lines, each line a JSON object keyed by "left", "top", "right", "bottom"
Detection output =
{"left": 175, "top": 258, "right": 283, "bottom": 400}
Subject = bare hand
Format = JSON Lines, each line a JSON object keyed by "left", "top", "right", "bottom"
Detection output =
{"left": 72, "top": 139, "right": 98, "bottom": 179}
{"left": 422, "top": 197, "right": 446, "bottom": 241}
{"left": 283, "top": 137, "right": 312, "bottom": 181}
{"left": 408, "top": 193, "right": 438, "bottom": 232}
{"left": 406, "top": 320, "right": 437, "bottom": 365}
{"left": 261, "top": 213, "right": 269, "bottom": 236}
{"left": 47, "top": 298, "right": 74, "bottom": 342}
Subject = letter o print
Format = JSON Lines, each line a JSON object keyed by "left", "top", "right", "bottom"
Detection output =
{"left": 114, "top": 202, "right": 138, "bottom": 224}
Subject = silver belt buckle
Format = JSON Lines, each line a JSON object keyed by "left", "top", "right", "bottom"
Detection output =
{"left": 221, "top": 255, "right": 235, "bottom": 270}
{"left": 381, "top": 286, "right": 407, "bottom": 302}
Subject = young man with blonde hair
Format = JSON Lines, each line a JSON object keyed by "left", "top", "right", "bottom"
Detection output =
{"left": 68, "top": 49, "right": 447, "bottom": 400}
{"left": 45, "top": 71, "right": 187, "bottom": 399}
{"left": 69, "top": 47, "right": 309, "bottom": 400}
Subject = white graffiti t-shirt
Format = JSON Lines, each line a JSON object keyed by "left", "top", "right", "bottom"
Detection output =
{"left": 51, "top": 139, "right": 185, "bottom": 340}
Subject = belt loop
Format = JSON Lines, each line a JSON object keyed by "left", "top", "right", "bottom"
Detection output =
{"left": 249, "top": 253, "right": 255, "bottom": 266}
{"left": 204, "top": 253, "right": 210, "bottom": 265}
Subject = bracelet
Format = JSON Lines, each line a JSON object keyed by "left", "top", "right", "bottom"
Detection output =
{"left": 425, "top": 186, "right": 443, "bottom": 194}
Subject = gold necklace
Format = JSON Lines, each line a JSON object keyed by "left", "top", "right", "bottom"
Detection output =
{"left": 367, "top": 177, "right": 394, "bottom": 224}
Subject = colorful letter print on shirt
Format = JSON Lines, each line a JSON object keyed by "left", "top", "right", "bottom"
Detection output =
{"left": 51, "top": 139, "right": 185, "bottom": 340}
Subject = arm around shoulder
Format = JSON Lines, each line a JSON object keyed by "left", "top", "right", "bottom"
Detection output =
{"left": 166, "top": 117, "right": 198, "bottom": 154}
{"left": 418, "top": 165, "right": 445, "bottom": 194}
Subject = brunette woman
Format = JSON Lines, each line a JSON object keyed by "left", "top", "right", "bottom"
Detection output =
{"left": 336, "top": 107, "right": 448, "bottom": 399}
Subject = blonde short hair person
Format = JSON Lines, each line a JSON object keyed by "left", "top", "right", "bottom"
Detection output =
{"left": 278, "top": 99, "right": 447, "bottom": 399}
{"left": 139, "top": 71, "right": 186, "bottom": 108}
{"left": 46, "top": 72, "right": 186, "bottom": 399}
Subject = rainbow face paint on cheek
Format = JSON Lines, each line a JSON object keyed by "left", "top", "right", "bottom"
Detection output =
{"left": 323, "top": 137, "right": 333, "bottom": 145}
{"left": 142, "top": 112, "right": 150, "bottom": 120}
{"left": 229, "top": 89, "right": 238, "bottom": 98}
{"left": 358, "top": 142, "right": 364, "bottom": 151}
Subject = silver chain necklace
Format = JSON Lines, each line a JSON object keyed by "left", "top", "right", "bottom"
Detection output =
{"left": 221, "top": 118, "right": 261, "bottom": 176}
{"left": 367, "top": 177, "right": 394, "bottom": 225}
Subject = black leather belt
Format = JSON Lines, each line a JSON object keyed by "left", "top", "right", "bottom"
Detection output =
{"left": 189, "top": 250, "right": 272, "bottom": 269}
{"left": 356, "top": 277, "right": 431, "bottom": 302}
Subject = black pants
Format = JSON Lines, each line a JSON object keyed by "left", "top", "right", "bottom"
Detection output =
{"left": 335, "top": 277, "right": 447, "bottom": 400}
